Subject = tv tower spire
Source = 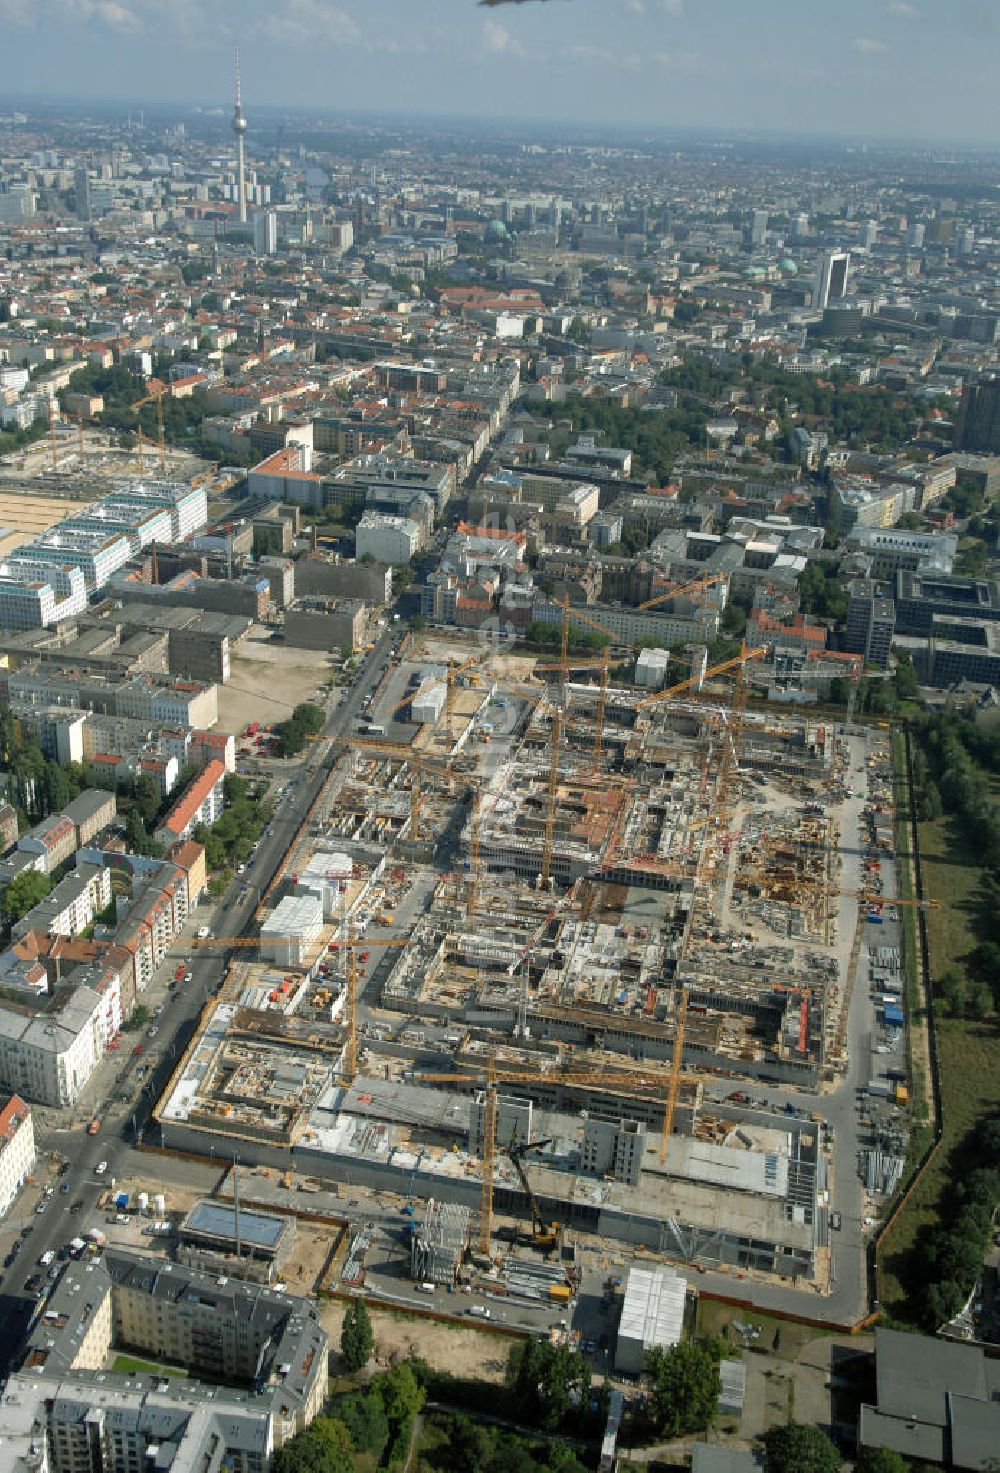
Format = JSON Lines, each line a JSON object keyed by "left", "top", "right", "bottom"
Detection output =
{"left": 232, "top": 45, "right": 248, "bottom": 225}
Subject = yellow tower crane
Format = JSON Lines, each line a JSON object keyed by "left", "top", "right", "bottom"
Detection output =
{"left": 419, "top": 1053, "right": 704, "bottom": 1257}
{"left": 131, "top": 383, "right": 170, "bottom": 476}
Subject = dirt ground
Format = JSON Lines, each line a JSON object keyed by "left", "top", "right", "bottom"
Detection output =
{"left": 218, "top": 626, "right": 335, "bottom": 732}
{"left": 0, "top": 490, "right": 84, "bottom": 555}
{"left": 320, "top": 1298, "right": 510, "bottom": 1382}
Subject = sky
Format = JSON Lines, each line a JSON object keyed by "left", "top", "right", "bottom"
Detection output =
{"left": 0, "top": 0, "right": 998, "bottom": 146}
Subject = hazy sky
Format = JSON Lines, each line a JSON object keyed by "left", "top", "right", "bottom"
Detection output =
{"left": 1, "top": 0, "right": 999, "bottom": 145}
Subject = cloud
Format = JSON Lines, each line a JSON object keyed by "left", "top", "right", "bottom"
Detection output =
{"left": 852, "top": 35, "right": 889, "bottom": 53}
{"left": 0, "top": 0, "right": 35, "bottom": 22}
{"left": 250, "top": 0, "right": 360, "bottom": 48}
{"left": 660, "top": 0, "right": 684, "bottom": 13}
{"left": 567, "top": 43, "right": 605, "bottom": 63}
{"left": 483, "top": 18, "right": 522, "bottom": 55}
{"left": 653, "top": 48, "right": 704, "bottom": 73}
{"left": 623, "top": 0, "right": 645, "bottom": 14}
{"left": 886, "top": 0, "right": 918, "bottom": 15}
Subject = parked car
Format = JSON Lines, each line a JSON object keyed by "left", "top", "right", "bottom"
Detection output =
{"left": 95, "top": 1161, "right": 107, "bottom": 1176}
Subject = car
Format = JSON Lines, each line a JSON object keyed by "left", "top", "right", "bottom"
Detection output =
{"left": 132, "top": 1044, "right": 143, "bottom": 1056}
{"left": 237, "top": 864, "right": 246, "bottom": 876}
{"left": 174, "top": 964, "right": 186, "bottom": 981}
{"left": 24, "top": 1275, "right": 42, "bottom": 1294}
{"left": 95, "top": 1161, "right": 107, "bottom": 1176}
{"left": 149, "top": 1026, "right": 158, "bottom": 1038}
{"left": 60, "top": 1180, "right": 70, "bottom": 1194}
{"left": 38, "top": 1251, "right": 54, "bottom": 1268}
{"left": 69, "top": 1200, "right": 84, "bottom": 1214}
{"left": 2, "top": 1253, "right": 13, "bottom": 1269}
{"left": 197, "top": 926, "right": 211, "bottom": 939}
{"left": 830, "top": 1211, "right": 843, "bottom": 1230}
{"left": 48, "top": 1264, "right": 61, "bottom": 1280}
{"left": 184, "top": 971, "right": 193, "bottom": 983}
{"left": 35, "top": 1200, "right": 47, "bottom": 1215}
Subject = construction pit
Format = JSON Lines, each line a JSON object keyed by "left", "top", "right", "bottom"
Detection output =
{"left": 157, "top": 655, "right": 901, "bottom": 1293}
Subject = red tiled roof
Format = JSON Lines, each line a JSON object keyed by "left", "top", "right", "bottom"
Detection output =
{"left": 159, "top": 760, "right": 226, "bottom": 838}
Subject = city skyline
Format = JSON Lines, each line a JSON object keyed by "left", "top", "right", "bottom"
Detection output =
{"left": 0, "top": 0, "right": 997, "bottom": 147}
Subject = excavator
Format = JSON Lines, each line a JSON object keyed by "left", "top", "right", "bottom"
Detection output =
{"left": 507, "top": 1138, "right": 561, "bottom": 1253}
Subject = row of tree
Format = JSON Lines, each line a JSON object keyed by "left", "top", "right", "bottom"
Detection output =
{"left": 911, "top": 709, "right": 1000, "bottom": 1011}
{"left": 911, "top": 1112, "right": 1000, "bottom": 1331}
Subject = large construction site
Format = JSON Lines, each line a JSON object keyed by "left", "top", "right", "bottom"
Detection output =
{"left": 157, "top": 628, "right": 905, "bottom": 1292}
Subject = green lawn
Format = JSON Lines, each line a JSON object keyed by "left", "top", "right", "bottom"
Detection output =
{"left": 879, "top": 809, "right": 1000, "bottom": 1320}
{"left": 112, "top": 1353, "right": 188, "bottom": 1378}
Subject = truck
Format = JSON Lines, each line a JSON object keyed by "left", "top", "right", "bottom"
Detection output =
{"left": 867, "top": 1079, "right": 893, "bottom": 1099}
{"left": 87, "top": 1118, "right": 101, "bottom": 1136}
{"left": 416, "top": 1282, "right": 436, "bottom": 1295}
{"left": 468, "top": 1304, "right": 491, "bottom": 1319}
{"left": 548, "top": 1283, "right": 572, "bottom": 1303}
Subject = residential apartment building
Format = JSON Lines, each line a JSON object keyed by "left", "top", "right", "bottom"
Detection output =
{"left": 0, "top": 1092, "right": 35, "bottom": 1217}
{"left": 0, "top": 803, "right": 18, "bottom": 855}
{"left": 0, "top": 981, "right": 113, "bottom": 1106}
{"left": 4, "top": 1248, "right": 327, "bottom": 1471}
{"left": 155, "top": 760, "right": 226, "bottom": 844}
{"left": 12, "top": 862, "right": 112, "bottom": 941}
{"left": 16, "top": 812, "right": 77, "bottom": 874}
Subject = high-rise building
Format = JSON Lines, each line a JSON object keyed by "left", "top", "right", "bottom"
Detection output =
{"left": 750, "top": 208, "right": 769, "bottom": 246}
{"left": 955, "top": 377, "right": 1000, "bottom": 454}
{"left": 908, "top": 221, "right": 925, "bottom": 249}
{"left": 845, "top": 579, "right": 895, "bottom": 669}
{"left": 74, "top": 164, "right": 91, "bottom": 222}
{"left": 862, "top": 220, "right": 878, "bottom": 249}
{"left": 792, "top": 212, "right": 809, "bottom": 238}
{"left": 814, "top": 250, "right": 850, "bottom": 311}
{"left": 253, "top": 209, "right": 277, "bottom": 255}
{"left": 232, "top": 46, "right": 248, "bottom": 225}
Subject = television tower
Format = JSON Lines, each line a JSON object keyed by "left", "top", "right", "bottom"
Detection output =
{"left": 232, "top": 46, "right": 248, "bottom": 225}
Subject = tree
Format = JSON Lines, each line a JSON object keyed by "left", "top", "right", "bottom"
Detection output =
{"left": 3, "top": 869, "right": 51, "bottom": 922}
{"left": 270, "top": 1416, "right": 354, "bottom": 1473}
{"left": 506, "top": 1340, "right": 589, "bottom": 1432}
{"left": 340, "top": 1298, "right": 373, "bottom": 1372}
{"left": 336, "top": 1389, "right": 389, "bottom": 1458}
{"left": 645, "top": 1341, "right": 721, "bottom": 1439}
{"left": 761, "top": 1422, "right": 840, "bottom": 1473}
{"left": 134, "top": 772, "right": 162, "bottom": 826}
{"left": 127, "top": 1004, "right": 150, "bottom": 1031}
{"left": 855, "top": 1448, "right": 908, "bottom": 1473}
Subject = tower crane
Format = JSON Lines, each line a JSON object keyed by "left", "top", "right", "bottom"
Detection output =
{"left": 636, "top": 642, "right": 769, "bottom": 709}
{"left": 418, "top": 1053, "right": 703, "bottom": 1256}
{"left": 187, "top": 934, "right": 409, "bottom": 1087}
{"left": 131, "top": 383, "right": 170, "bottom": 476}
{"left": 637, "top": 569, "right": 729, "bottom": 612}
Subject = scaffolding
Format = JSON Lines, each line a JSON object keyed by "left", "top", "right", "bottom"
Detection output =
{"left": 410, "top": 1198, "right": 471, "bottom": 1283}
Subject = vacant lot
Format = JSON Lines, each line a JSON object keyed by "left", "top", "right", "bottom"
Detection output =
{"left": 218, "top": 627, "right": 334, "bottom": 733}
{"left": 320, "top": 1298, "right": 510, "bottom": 1382}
